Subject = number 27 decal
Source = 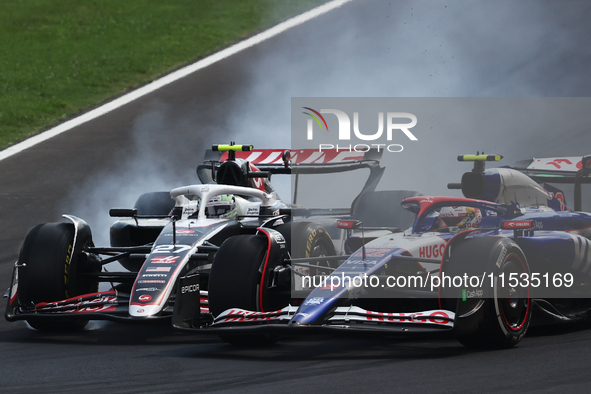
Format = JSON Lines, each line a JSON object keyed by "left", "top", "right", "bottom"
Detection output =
{"left": 152, "top": 245, "right": 192, "bottom": 254}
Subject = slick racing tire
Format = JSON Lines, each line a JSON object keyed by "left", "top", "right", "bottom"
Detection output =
{"left": 18, "top": 222, "right": 98, "bottom": 331}
{"left": 289, "top": 221, "right": 337, "bottom": 275}
{"left": 447, "top": 237, "right": 532, "bottom": 349}
{"left": 134, "top": 191, "right": 175, "bottom": 216}
{"left": 209, "top": 235, "right": 278, "bottom": 346}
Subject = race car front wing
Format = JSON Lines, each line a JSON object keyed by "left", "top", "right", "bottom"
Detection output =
{"left": 174, "top": 303, "right": 455, "bottom": 335}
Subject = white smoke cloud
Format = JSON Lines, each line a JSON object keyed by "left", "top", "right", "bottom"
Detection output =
{"left": 233, "top": 0, "right": 591, "bottom": 196}
{"left": 61, "top": 0, "right": 591, "bottom": 245}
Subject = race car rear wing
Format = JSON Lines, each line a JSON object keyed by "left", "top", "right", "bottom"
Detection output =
{"left": 197, "top": 147, "right": 385, "bottom": 198}
{"left": 509, "top": 155, "right": 591, "bottom": 181}
{"left": 508, "top": 155, "right": 591, "bottom": 211}
{"left": 199, "top": 147, "right": 383, "bottom": 173}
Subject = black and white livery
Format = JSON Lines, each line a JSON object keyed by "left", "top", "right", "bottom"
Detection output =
{"left": 5, "top": 144, "right": 415, "bottom": 331}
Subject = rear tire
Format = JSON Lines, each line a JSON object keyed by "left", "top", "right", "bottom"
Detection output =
{"left": 209, "top": 235, "right": 278, "bottom": 346}
{"left": 19, "top": 222, "right": 98, "bottom": 331}
{"left": 447, "top": 237, "right": 532, "bottom": 349}
{"left": 290, "top": 221, "right": 336, "bottom": 275}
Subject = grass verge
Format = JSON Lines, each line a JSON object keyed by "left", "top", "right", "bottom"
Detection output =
{"left": 0, "top": 0, "right": 327, "bottom": 150}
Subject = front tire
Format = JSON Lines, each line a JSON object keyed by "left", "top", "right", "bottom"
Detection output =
{"left": 18, "top": 222, "right": 98, "bottom": 331}
{"left": 446, "top": 237, "right": 532, "bottom": 349}
{"left": 209, "top": 235, "right": 278, "bottom": 346}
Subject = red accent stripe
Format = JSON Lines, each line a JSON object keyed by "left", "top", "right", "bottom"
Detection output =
{"left": 256, "top": 229, "right": 273, "bottom": 313}
{"left": 567, "top": 225, "right": 591, "bottom": 233}
{"left": 437, "top": 228, "right": 479, "bottom": 308}
{"left": 35, "top": 291, "right": 117, "bottom": 307}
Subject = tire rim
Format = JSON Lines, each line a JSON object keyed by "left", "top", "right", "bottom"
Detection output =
{"left": 499, "top": 256, "right": 530, "bottom": 331}
{"left": 310, "top": 243, "right": 331, "bottom": 276}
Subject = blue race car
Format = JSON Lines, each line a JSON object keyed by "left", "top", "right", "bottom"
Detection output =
{"left": 179, "top": 154, "right": 591, "bottom": 349}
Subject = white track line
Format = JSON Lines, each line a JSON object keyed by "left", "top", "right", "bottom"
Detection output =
{"left": 0, "top": 0, "right": 353, "bottom": 162}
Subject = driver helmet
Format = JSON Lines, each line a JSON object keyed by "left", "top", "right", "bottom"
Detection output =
{"left": 438, "top": 206, "right": 482, "bottom": 230}
{"left": 204, "top": 194, "right": 236, "bottom": 219}
{"left": 216, "top": 158, "right": 273, "bottom": 193}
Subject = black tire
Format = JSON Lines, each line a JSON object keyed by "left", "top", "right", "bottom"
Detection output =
{"left": 290, "top": 221, "right": 336, "bottom": 275}
{"left": 447, "top": 237, "right": 532, "bottom": 349}
{"left": 209, "top": 235, "right": 278, "bottom": 346}
{"left": 134, "top": 191, "right": 174, "bottom": 215}
{"left": 18, "top": 222, "right": 98, "bottom": 331}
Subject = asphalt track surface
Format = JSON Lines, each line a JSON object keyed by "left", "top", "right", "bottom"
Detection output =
{"left": 3, "top": 1, "right": 591, "bottom": 393}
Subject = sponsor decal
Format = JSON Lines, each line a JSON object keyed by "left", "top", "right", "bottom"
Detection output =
{"left": 55, "top": 305, "right": 117, "bottom": 313}
{"left": 337, "top": 220, "right": 358, "bottom": 229}
{"left": 151, "top": 256, "right": 180, "bottom": 264}
{"left": 183, "top": 207, "right": 196, "bottom": 216}
{"left": 303, "top": 297, "right": 324, "bottom": 306}
{"left": 136, "top": 287, "right": 159, "bottom": 292}
{"left": 213, "top": 307, "right": 302, "bottom": 320}
{"left": 528, "top": 157, "right": 588, "bottom": 172}
{"left": 181, "top": 284, "right": 199, "bottom": 293}
{"left": 138, "top": 294, "right": 152, "bottom": 302}
{"left": 362, "top": 248, "right": 389, "bottom": 258}
{"left": 364, "top": 310, "right": 452, "bottom": 325}
{"left": 138, "top": 280, "right": 166, "bottom": 284}
{"left": 176, "top": 229, "right": 196, "bottom": 235}
{"left": 495, "top": 246, "right": 507, "bottom": 269}
{"left": 246, "top": 207, "right": 260, "bottom": 216}
{"left": 548, "top": 191, "right": 567, "bottom": 211}
{"left": 546, "top": 158, "right": 574, "bottom": 170}
{"left": 419, "top": 243, "right": 446, "bottom": 259}
{"left": 465, "top": 289, "right": 484, "bottom": 299}
{"left": 37, "top": 295, "right": 118, "bottom": 314}
{"left": 502, "top": 220, "right": 533, "bottom": 229}
{"left": 146, "top": 266, "right": 172, "bottom": 272}
{"left": 142, "top": 274, "right": 168, "bottom": 278}
{"left": 217, "top": 309, "right": 284, "bottom": 322}
{"left": 152, "top": 245, "right": 192, "bottom": 254}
